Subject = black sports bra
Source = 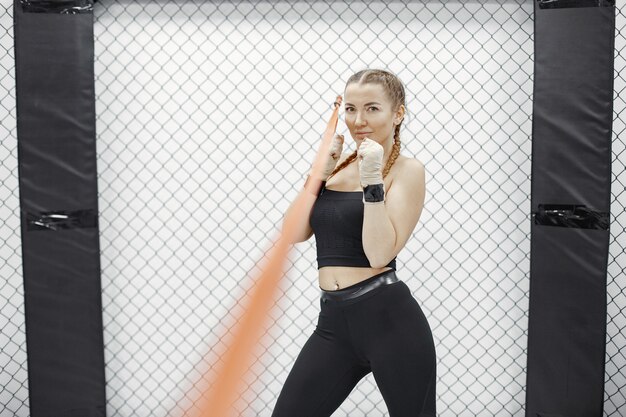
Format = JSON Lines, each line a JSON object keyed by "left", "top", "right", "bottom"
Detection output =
{"left": 309, "top": 184, "right": 397, "bottom": 270}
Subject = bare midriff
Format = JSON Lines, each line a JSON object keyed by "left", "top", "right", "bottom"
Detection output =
{"left": 318, "top": 265, "right": 393, "bottom": 291}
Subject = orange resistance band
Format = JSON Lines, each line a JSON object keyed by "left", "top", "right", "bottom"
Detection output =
{"left": 183, "top": 95, "right": 342, "bottom": 417}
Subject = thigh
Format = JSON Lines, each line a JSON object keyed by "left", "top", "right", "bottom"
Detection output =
{"left": 271, "top": 330, "right": 370, "bottom": 417}
{"left": 367, "top": 283, "right": 437, "bottom": 417}
{"left": 372, "top": 356, "right": 436, "bottom": 417}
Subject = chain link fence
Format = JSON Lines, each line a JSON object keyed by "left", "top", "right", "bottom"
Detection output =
{"left": 0, "top": 0, "right": 624, "bottom": 416}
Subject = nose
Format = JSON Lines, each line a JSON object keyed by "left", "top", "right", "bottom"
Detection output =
{"left": 355, "top": 112, "right": 367, "bottom": 127}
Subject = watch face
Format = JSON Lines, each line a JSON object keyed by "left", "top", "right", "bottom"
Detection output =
{"left": 363, "top": 184, "right": 385, "bottom": 202}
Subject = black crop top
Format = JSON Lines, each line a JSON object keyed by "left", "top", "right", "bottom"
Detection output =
{"left": 309, "top": 185, "right": 397, "bottom": 270}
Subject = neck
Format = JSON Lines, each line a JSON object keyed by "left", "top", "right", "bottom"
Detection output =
{"left": 382, "top": 134, "right": 395, "bottom": 167}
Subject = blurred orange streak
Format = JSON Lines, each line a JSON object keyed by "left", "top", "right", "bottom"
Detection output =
{"left": 185, "top": 95, "right": 342, "bottom": 417}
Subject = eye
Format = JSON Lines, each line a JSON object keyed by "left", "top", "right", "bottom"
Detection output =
{"left": 344, "top": 106, "right": 378, "bottom": 112}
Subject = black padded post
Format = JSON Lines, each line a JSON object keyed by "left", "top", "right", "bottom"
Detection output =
{"left": 14, "top": 1, "right": 106, "bottom": 416}
{"left": 526, "top": 1, "right": 615, "bottom": 417}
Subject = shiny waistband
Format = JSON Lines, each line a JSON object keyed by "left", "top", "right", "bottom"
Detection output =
{"left": 320, "top": 269, "right": 399, "bottom": 303}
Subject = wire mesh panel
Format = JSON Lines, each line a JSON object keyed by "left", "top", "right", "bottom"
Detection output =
{"left": 0, "top": 1, "right": 28, "bottom": 415}
{"left": 0, "top": 1, "right": 625, "bottom": 416}
{"left": 606, "top": 3, "right": 626, "bottom": 414}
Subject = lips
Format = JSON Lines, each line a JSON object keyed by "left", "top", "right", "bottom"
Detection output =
{"left": 356, "top": 132, "right": 371, "bottom": 135}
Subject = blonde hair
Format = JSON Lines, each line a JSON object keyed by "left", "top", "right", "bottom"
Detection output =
{"left": 329, "top": 69, "right": 406, "bottom": 180}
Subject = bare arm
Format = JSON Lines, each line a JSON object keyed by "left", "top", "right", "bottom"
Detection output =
{"left": 362, "top": 159, "right": 426, "bottom": 267}
{"left": 281, "top": 187, "right": 317, "bottom": 244}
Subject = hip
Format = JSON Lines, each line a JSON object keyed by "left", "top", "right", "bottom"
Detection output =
{"left": 315, "top": 273, "right": 434, "bottom": 348}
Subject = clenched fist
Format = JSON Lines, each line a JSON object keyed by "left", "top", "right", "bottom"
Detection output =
{"left": 317, "top": 134, "right": 344, "bottom": 181}
{"left": 357, "top": 138, "right": 384, "bottom": 187}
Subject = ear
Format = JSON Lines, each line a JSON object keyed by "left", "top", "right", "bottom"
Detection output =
{"left": 394, "top": 104, "right": 405, "bottom": 125}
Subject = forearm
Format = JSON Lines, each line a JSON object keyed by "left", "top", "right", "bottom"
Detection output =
{"left": 362, "top": 200, "right": 396, "bottom": 268}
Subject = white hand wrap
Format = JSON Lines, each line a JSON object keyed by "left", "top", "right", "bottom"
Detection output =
{"left": 357, "top": 138, "right": 384, "bottom": 187}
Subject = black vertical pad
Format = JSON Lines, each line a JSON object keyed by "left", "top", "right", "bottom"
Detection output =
{"left": 526, "top": 2, "right": 615, "bottom": 417}
{"left": 14, "top": 1, "right": 106, "bottom": 416}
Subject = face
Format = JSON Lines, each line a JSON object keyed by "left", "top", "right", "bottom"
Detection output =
{"left": 343, "top": 82, "right": 402, "bottom": 148}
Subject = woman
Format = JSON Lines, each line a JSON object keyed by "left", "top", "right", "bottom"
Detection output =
{"left": 273, "top": 69, "right": 435, "bottom": 417}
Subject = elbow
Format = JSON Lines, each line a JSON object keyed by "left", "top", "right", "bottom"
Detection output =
{"left": 367, "top": 256, "right": 390, "bottom": 269}
{"left": 364, "top": 232, "right": 397, "bottom": 269}
{"left": 290, "top": 236, "right": 307, "bottom": 245}
{"left": 366, "top": 249, "right": 396, "bottom": 269}
{"left": 289, "top": 229, "right": 314, "bottom": 245}
{"left": 285, "top": 234, "right": 307, "bottom": 245}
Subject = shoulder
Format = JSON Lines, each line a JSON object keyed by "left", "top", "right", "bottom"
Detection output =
{"left": 391, "top": 155, "right": 425, "bottom": 189}
{"left": 399, "top": 155, "right": 424, "bottom": 173}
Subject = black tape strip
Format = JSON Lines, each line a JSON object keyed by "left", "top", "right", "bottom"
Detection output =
{"left": 20, "top": 0, "right": 93, "bottom": 14}
{"left": 537, "top": 0, "right": 615, "bottom": 9}
{"left": 26, "top": 209, "right": 98, "bottom": 231}
{"left": 533, "top": 204, "right": 609, "bottom": 230}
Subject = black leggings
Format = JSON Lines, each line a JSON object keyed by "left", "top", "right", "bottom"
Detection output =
{"left": 271, "top": 270, "right": 436, "bottom": 417}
